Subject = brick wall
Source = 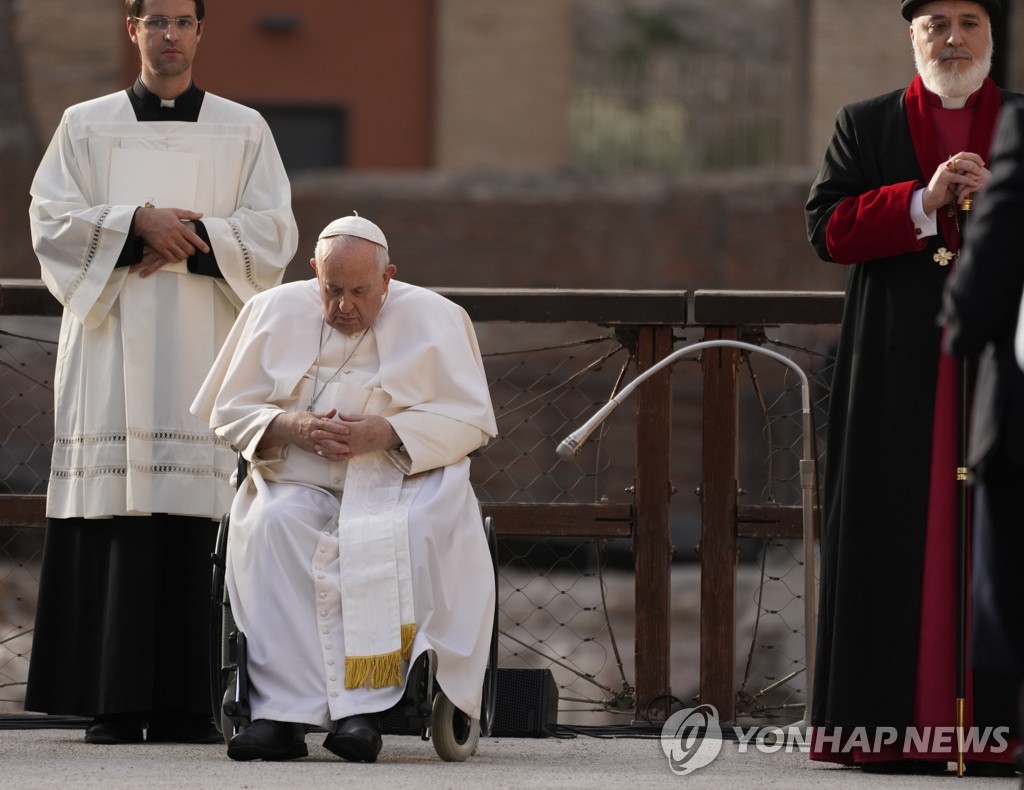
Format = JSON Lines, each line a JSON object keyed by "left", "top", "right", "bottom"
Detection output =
{"left": 14, "top": 0, "right": 123, "bottom": 143}
{"left": 286, "top": 169, "right": 845, "bottom": 293}
{"left": 806, "top": 0, "right": 917, "bottom": 165}
{"left": 435, "top": 0, "right": 573, "bottom": 171}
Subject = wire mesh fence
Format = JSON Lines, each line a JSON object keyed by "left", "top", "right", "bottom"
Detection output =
{"left": 0, "top": 316, "right": 56, "bottom": 711}
{"left": 731, "top": 329, "right": 834, "bottom": 722}
{"left": 472, "top": 324, "right": 639, "bottom": 724}
{"left": 0, "top": 311, "right": 837, "bottom": 726}
{"left": 0, "top": 527, "right": 40, "bottom": 711}
{"left": 0, "top": 318, "right": 56, "bottom": 497}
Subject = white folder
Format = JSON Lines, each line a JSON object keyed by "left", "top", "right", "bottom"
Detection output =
{"left": 109, "top": 148, "right": 200, "bottom": 273}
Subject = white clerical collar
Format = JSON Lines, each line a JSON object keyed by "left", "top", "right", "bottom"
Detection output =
{"left": 937, "top": 94, "right": 969, "bottom": 109}
{"left": 920, "top": 79, "right": 981, "bottom": 110}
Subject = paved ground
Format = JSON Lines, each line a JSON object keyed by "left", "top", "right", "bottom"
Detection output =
{"left": 0, "top": 725, "right": 1019, "bottom": 790}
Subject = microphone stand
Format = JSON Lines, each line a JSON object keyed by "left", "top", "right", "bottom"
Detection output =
{"left": 557, "top": 339, "right": 819, "bottom": 728}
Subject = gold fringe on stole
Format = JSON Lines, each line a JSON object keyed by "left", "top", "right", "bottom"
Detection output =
{"left": 343, "top": 623, "right": 417, "bottom": 689}
{"left": 345, "top": 650, "right": 403, "bottom": 690}
{"left": 401, "top": 622, "right": 416, "bottom": 661}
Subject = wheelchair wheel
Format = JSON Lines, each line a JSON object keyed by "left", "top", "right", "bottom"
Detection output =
{"left": 218, "top": 630, "right": 251, "bottom": 744}
{"left": 431, "top": 690, "right": 479, "bottom": 762}
{"left": 479, "top": 515, "right": 498, "bottom": 738}
{"left": 209, "top": 512, "right": 231, "bottom": 732}
{"left": 220, "top": 668, "right": 238, "bottom": 744}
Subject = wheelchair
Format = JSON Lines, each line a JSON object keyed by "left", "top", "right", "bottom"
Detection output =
{"left": 209, "top": 458, "right": 499, "bottom": 762}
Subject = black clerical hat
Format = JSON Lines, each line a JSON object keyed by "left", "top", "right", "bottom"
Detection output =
{"left": 901, "top": 0, "right": 1001, "bottom": 20}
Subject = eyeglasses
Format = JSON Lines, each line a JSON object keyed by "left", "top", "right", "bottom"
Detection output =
{"left": 132, "top": 16, "right": 199, "bottom": 33}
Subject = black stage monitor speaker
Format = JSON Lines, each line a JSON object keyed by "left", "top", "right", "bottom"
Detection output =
{"left": 490, "top": 668, "right": 558, "bottom": 738}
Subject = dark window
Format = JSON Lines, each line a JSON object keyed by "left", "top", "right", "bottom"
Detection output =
{"left": 252, "top": 104, "right": 347, "bottom": 172}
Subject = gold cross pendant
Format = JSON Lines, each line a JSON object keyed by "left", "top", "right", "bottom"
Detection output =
{"left": 933, "top": 247, "right": 955, "bottom": 267}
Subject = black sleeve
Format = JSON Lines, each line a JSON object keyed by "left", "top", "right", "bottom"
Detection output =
{"left": 944, "top": 99, "right": 1024, "bottom": 356}
{"left": 186, "top": 220, "right": 224, "bottom": 279}
{"left": 114, "top": 208, "right": 145, "bottom": 268}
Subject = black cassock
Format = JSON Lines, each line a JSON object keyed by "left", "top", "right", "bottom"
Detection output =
{"left": 806, "top": 75, "right": 1018, "bottom": 760}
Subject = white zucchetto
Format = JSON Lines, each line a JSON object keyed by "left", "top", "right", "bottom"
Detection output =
{"left": 317, "top": 213, "right": 388, "bottom": 250}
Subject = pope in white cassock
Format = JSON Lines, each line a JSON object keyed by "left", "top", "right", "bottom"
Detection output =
{"left": 191, "top": 215, "right": 498, "bottom": 763}
{"left": 24, "top": 0, "right": 297, "bottom": 747}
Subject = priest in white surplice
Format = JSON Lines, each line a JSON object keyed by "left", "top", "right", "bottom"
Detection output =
{"left": 24, "top": 0, "right": 297, "bottom": 747}
{"left": 191, "top": 215, "right": 497, "bottom": 762}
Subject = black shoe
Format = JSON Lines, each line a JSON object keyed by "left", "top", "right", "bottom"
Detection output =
{"left": 860, "top": 759, "right": 946, "bottom": 775}
{"left": 323, "top": 715, "right": 383, "bottom": 763}
{"left": 227, "top": 719, "right": 308, "bottom": 762}
{"left": 84, "top": 714, "right": 144, "bottom": 745}
{"left": 147, "top": 712, "right": 222, "bottom": 744}
{"left": 965, "top": 760, "right": 1019, "bottom": 777}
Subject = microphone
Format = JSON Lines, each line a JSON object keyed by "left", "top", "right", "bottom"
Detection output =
{"left": 555, "top": 400, "right": 621, "bottom": 460}
{"left": 556, "top": 339, "right": 811, "bottom": 459}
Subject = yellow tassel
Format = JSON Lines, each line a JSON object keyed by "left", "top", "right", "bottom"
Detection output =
{"left": 345, "top": 650, "right": 404, "bottom": 690}
{"left": 400, "top": 623, "right": 416, "bottom": 661}
{"left": 344, "top": 656, "right": 373, "bottom": 690}
{"left": 373, "top": 650, "right": 403, "bottom": 688}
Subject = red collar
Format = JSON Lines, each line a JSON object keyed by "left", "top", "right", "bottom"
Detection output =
{"left": 905, "top": 74, "right": 1002, "bottom": 180}
{"left": 905, "top": 75, "right": 1002, "bottom": 250}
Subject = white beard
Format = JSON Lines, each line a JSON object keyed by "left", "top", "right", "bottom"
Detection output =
{"left": 914, "top": 43, "right": 993, "bottom": 99}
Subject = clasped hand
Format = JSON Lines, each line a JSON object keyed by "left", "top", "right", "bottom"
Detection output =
{"left": 129, "top": 207, "right": 210, "bottom": 277}
{"left": 295, "top": 408, "right": 399, "bottom": 462}
{"left": 922, "top": 151, "right": 990, "bottom": 215}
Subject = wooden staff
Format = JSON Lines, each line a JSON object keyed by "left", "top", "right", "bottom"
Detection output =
{"left": 955, "top": 195, "right": 973, "bottom": 779}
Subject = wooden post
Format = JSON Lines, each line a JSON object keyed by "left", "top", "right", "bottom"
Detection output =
{"left": 699, "top": 326, "right": 739, "bottom": 723}
{"left": 633, "top": 325, "right": 674, "bottom": 721}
